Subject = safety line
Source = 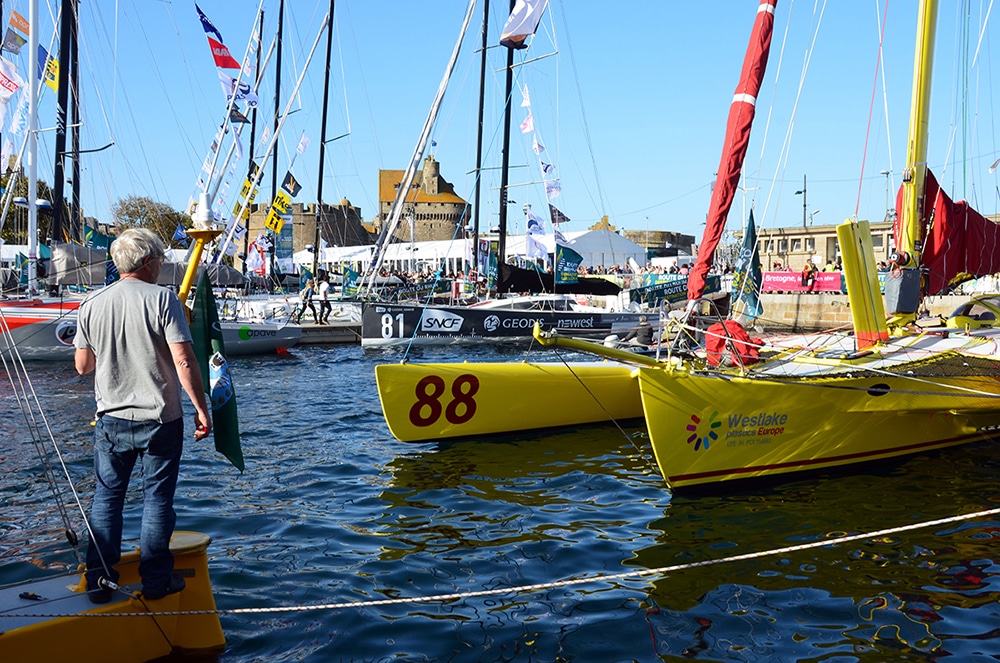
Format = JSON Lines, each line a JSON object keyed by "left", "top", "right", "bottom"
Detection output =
{"left": 11, "top": 506, "right": 1000, "bottom": 620}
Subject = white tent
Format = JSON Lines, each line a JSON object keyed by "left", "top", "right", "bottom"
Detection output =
{"left": 504, "top": 229, "right": 645, "bottom": 269}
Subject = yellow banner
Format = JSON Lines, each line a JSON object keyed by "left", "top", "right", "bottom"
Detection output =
{"left": 272, "top": 190, "right": 291, "bottom": 215}
{"left": 264, "top": 208, "right": 285, "bottom": 234}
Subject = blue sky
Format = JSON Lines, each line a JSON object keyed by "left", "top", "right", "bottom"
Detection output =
{"left": 12, "top": 0, "right": 1000, "bottom": 247}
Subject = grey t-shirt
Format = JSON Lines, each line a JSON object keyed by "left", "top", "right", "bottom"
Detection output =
{"left": 75, "top": 278, "right": 193, "bottom": 422}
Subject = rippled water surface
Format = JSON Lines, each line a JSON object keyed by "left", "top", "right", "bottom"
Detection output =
{"left": 3, "top": 344, "right": 1000, "bottom": 662}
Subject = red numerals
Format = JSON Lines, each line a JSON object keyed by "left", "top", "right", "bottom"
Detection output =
{"left": 408, "top": 374, "right": 480, "bottom": 427}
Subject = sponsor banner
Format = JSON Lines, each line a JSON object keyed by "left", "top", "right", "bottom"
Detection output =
{"left": 361, "top": 303, "right": 646, "bottom": 346}
{"left": 761, "top": 271, "right": 844, "bottom": 293}
{"left": 630, "top": 274, "right": 721, "bottom": 307}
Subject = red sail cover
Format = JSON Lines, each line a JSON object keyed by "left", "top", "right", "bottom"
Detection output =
{"left": 894, "top": 169, "right": 1000, "bottom": 295}
{"left": 687, "top": 0, "right": 777, "bottom": 301}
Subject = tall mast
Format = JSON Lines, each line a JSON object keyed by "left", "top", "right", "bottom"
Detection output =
{"left": 52, "top": 0, "right": 76, "bottom": 245}
{"left": 244, "top": 9, "right": 264, "bottom": 275}
{"left": 26, "top": 0, "right": 38, "bottom": 292}
{"left": 312, "top": 0, "right": 335, "bottom": 279}
{"left": 886, "top": 0, "right": 937, "bottom": 322}
{"left": 497, "top": 0, "right": 515, "bottom": 274}
{"left": 471, "top": 0, "right": 489, "bottom": 273}
{"left": 269, "top": 0, "right": 284, "bottom": 286}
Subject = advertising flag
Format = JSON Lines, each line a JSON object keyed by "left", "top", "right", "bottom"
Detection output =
{"left": 9, "top": 11, "right": 28, "bottom": 35}
{"left": 555, "top": 244, "right": 582, "bottom": 285}
{"left": 207, "top": 36, "right": 241, "bottom": 69}
{"left": 281, "top": 171, "right": 302, "bottom": 197}
{"left": 732, "top": 210, "right": 763, "bottom": 319}
{"left": 191, "top": 274, "right": 244, "bottom": 471}
{"left": 2, "top": 28, "right": 25, "bottom": 54}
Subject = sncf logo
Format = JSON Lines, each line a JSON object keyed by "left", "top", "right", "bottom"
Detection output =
{"left": 685, "top": 411, "right": 720, "bottom": 451}
{"left": 420, "top": 309, "right": 464, "bottom": 332}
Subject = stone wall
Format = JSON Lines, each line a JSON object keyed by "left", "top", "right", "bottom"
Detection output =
{"left": 757, "top": 293, "right": 966, "bottom": 332}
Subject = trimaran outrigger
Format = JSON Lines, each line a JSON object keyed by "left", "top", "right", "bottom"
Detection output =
{"left": 378, "top": 0, "right": 1000, "bottom": 491}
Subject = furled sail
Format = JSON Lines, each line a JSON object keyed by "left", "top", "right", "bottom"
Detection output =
{"left": 895, "top": 169, "right": 1000, "bottom": 295}
{"left": 687, "top": 0, "right": 776, "bottom": 302}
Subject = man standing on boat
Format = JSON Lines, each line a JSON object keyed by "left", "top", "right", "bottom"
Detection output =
{"left": 74, "top": 228, "right": 212, "bottom": 603}
{"left": 317, "top": 272, "right": 332, "bottom": 325}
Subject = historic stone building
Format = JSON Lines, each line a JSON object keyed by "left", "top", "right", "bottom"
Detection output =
{"left": 237, "top": 198, "right": 372, "bottom": 271}
{"left": 375, "top": 155, "right": 468, "bottom": 242}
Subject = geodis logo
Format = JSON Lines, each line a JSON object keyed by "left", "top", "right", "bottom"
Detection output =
{"left": 685, "top": 411, "right": 720, "bottom": 451}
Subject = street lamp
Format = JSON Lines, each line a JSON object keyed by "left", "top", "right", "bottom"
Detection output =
{"left": 794, "top": 174, "right": 807, "bottom": 228}
{"left": 809, "top": 209, "right": 820, "bottom": 225}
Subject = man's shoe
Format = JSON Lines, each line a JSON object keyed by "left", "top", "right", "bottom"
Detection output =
{"left": 87, "top": 587, "right": 113, "bottom": 604}
{"left": 142, "top": 572, "right": 186, "bottom": 600}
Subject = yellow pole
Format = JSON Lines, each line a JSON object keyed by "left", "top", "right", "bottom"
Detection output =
{"left": 179, "top": 229, "right": 223, "bottom": 306}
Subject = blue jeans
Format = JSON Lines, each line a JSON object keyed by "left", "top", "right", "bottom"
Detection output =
{"left": 85, "top": 415, "right": 183, "bottom": 594}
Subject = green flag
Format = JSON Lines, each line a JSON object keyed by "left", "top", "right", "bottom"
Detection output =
{"left": 191, "top": 273, "right": 244, "bottom": 471}
{"left": 555, "top": 244, "right": 583, "bottom": 285}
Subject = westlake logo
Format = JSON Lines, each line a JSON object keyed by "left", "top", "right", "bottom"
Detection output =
{"left": 685, "top": 411, "right": 720, "bottom": 451}
{"left": 420, "top": 309, "right": 464, "bottom": 333}
{"left": 724, "top": 410, "right": 788, "bottom": 446}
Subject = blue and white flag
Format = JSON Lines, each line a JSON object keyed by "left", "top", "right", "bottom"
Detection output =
{"left": 545, "top": 179, "right": 561, "bottom": 200}
{"left": 526, "top": 210, "right": 546, "bottom": 236}
{"left": 196, "top": 4, "right": 226, "bottom": 43}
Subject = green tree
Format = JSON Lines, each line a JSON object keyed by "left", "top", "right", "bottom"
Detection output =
{"left": 111, "top": 195, "right": 189, "bottom": 247}
{"left": 0, "top": 173, "right": 59, "bottom": 245}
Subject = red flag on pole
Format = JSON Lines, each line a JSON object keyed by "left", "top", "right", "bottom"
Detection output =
{"left": 207, "top": 36, "right": 241, "bottom": 69}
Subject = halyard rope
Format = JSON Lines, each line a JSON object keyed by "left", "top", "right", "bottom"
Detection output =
{"left": 9, "top": 506, "right": 1000, "bottom": 619}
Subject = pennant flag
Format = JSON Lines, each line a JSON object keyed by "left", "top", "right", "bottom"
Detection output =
{"left": 172, "top": 223, "right": 190, "bottom": 247}
{"left": 281, "top": 171, "right": 302, "bottom": 197}
{"left": 532, "top": 135, "right": 545, "bottom": 155}
{"left": 553, "top": 226, "right": 573, "bottom": 246}
{"left": 548, "top": 204, "right": 570, "bottom": 225}
{"left": 207, "top": 36, "right": 241, "bottom": 69}
{"left": 296, "top": 133, "right": 310, "bottom": 155}
{"left": 0, "top": 56, "right": 24, "bottom": 108}
{"left": 520, "top": 84, "right": 531, "bottom": 108}
{"left": 83, "top": 224, "right": 113, "bottom": 249}
{"left": 229, "top": 107, "right": 250, "bottom": 124}
{"left": 500, "top": 0, "right": 548, "bottom": 49}
{"left": 9, "top": 11, "right": 28, "bottom": 36}
{"left": 37, "top": 45, "right": 57, "bottom": 92}
{"left": 191, "top": 274, "right": 244, "bottom": 471}
{"left": 519, "top": 110, "right": 534, "bottom": 134}
{"left": 195, "top": 4, "right": 225, "bottom": 43}
{"left": 555, "top": 244, "right": 582, "bottom": 284}
{"left": 218, "top": 70, "right": 259, "bottom": 107}
{"left": 431, "top": 139, "right": 438, "bottom": 147}
{"left": 732, "top": 210, "right": 763, "bottom": 320}
{"left": 525, "top": 232, "right": 547, "bottom": 260}
{"left": 245, "top": 240, "right": 266, "bottom": 273}
{"left": 2, "top": 28, "right": 25, "bottom": 54}
{"left": 256, "top": 125, "right": 271, "bottom": 152}
{"left": 342, "top": 267, "right": 360, "bottom": 296}
{"left": 544, "top": 179, "right": 561, "bottom": 200}
{"left": 526, "top": 210, "right": 546, "bottom": 236}
{"left": 540, "top": 161, "right": 554, "bottom": 177}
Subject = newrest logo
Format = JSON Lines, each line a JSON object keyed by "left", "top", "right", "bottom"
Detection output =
{"left": 685, "top": 411, "right": 720, "bottom": 451}
{"left": 420, "top": 309, "right": 464, "bottom": 333}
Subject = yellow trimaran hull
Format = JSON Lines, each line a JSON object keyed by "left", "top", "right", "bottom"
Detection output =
{"left": 376, "top": 360, "right": 643, "bottom": 441}
{"left": 637, "top": 364, "right": 1000, "bottom": 489}
{"left": 0, "top": 531, "right": 225, "bottom": 662}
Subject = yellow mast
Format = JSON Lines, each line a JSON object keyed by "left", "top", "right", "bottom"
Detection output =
{"left": 887, "top": 0, "right": 937, "bottom": 326}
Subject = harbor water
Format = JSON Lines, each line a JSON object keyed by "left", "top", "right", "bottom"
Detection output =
{"left": 3, "top": 344, "right": 1000, "bottom": 661}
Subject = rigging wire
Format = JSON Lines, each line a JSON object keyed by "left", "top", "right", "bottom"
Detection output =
{"left": 854, "top": 0, "right": 892, "bottom": 218}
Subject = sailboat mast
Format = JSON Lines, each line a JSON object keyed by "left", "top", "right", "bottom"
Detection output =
{"left": 471, "top": 0, "right": 489, "bottom": 273}
{"left": 497, "top": 0, "right": 515, "bottom": 275}
{"left": 269, "top": 0, "right": 284, "bottom": 285}
{"left": 26, "top": 0, "right": 38, "bottom": 293}
{"left": 886, "top": 0, "right": 936, "bottom": 321}
{"left": 312, "top": 0, "right": 335, "bottom": 280}
{"left": 244, "top": 10, "right": 264, "bottom": 275}
{"left": 52, "top": 0, "right": 76, "bottom": 245}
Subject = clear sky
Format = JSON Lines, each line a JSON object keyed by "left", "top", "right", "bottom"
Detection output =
{"left": 11, "top": 0, "right": 1000, "bottom": 249}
